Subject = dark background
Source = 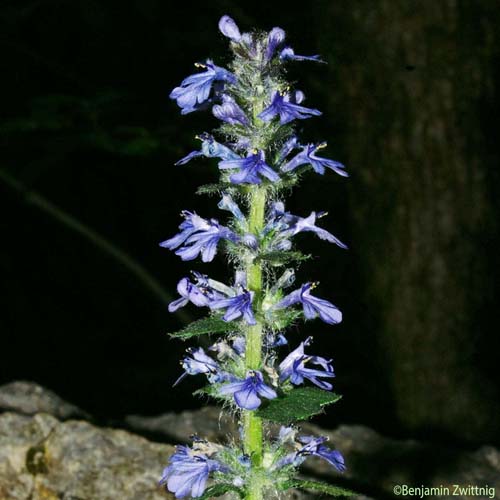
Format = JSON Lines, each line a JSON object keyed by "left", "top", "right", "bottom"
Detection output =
{"left": 1, "top": 0, "right": 499, "bottom": 448}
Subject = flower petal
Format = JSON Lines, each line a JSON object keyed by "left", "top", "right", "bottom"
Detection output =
{"left": 234, "top": 386, "right": 261, "bottom": 410}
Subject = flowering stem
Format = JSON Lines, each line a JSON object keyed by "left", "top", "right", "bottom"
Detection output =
{"left": 161, "top": 15, "right": 349, "bottom": 500}
{"left": 244, "top": 185, "right": 267, "bottom": 500}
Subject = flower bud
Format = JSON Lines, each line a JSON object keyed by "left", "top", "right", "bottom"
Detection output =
{"left": 218, "top": 15, "right": 242, "bottom": 42}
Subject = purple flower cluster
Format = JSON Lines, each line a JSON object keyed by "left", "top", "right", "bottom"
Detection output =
{"left": 167, "top": 19, "right": 346, "bottom": 187}
{"left": 160, "top": 14, "right": 348, "bottom": 499}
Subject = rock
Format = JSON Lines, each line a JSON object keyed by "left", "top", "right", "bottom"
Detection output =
{"left": 0, "top": 412, "right": 174, "bottom": 499}
{"left": 8, "top": 382, "right": 496, "bottom": 499}
{"left": 125, "top": 406, "right": 237, "bottom": 443}
{"left": 0, "top": 381, "right": 89, "bottom": 420}
{"left": 126, "top": 408, "right": 500, "bottom": 500}
{"left": 0, "top": 411, "right": 324, "bottom": 500}
{"left": 301, "top": 423, "right": 500, "bottom": 499}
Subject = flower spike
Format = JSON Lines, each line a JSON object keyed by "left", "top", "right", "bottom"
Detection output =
{"left": 162, "top": 14, "right": 349, "bottom": 500}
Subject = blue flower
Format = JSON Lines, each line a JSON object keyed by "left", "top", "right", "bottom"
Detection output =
{"left": 170, "top": 60, "right": 236, "bottom": 114}
{"left": 174, "top": 347, "right": 224, "bottom": 386}
{"left": 210, "top": 336, "right": 245, "bottom": 359}
{"left": 183, "top": 347, "right": 219, "bottom": 376}
{"left": 217, "top": 194, "right": 246, "bottom": 225}
{"left": 175, "top": 223, "right": 236, "bottom": 262}
{"left": 281, "top": 142, "right": 348, "bottom": 177}
{"left": 279, "top": 337, "right": 335, "bottom": 390}
{"left": 213, "top": 96, "right": 250, "bottom": 125}
{"left": 241, "top": 233, "right": 259, "bottom": 249}
{"left": 274, "top": 283, "right": 342, "bottom": 325}
{"left": 290, "top": 211, "right": 347, "bottom": 248}
{"left": 218, "top": 15, "right": 242, "bottom": 42}
{"left": 218, "top": 370, "right": 277, "bottom": 410}
{"left": 277, "top": 135, "right": 300, "bottom": 163}
{"left": 168, "top": 277, "right": 212, "bottom": 312}
{"left": 266, "top": 332, "right": 288, "bottom": 348}
{"left": 268, "top": 202, "right": 348, "bottom": 249}
{"left": 276, "top": 435, "right": 345, "bottom": 473}
{"left": 296, "top": 436, "right": 346, "bottom": 472}
{"left": 265, "top": 27, "right": 286, "bottom": 61}
{"left": 232, "top": 336, "right": 246, "bottom": 355}
{"left": 241, "top": 32, "right": 258, "bottom": 58}
{"left": 209, "top": 290, "right": 256, "bottom": 325}
{"left": 219, "top": 150, "right": 280, "bottom": 184}
{"left": 160, "top": 445, "right": 223, "bottom": 498}
{"left": 279, "top": 46, "right": 325, "bottom": 63}
{"left": 258, "top": 91, "right": 321, "bottom": 125}
{"left": 160, "top": 211, "right": 238, "bottom": 262}
{"left": 175, "top": 133, "right": 240, "bottom": 165}
{"left": 278, "top": 425, "right": 297, "bottom": 444}
{"left": 160, "top": 211, "right": 207, "bottom": 249}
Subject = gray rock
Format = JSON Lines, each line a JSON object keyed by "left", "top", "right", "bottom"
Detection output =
{"left": 293, "top": 423, "right": 500, "bottom": 499}
{"left": 125, "top": 406, "right": 237, "bottom": 443}
{"left": 126, "top": 408, "right": 500, "bottom": 500}
{"left": 0, "top": 411, "right": 325, "bottom": 500}
{"left": 308, "top": 424, "right": 500, "bottom": 499}
{"left": 0, "top": 381, "right": 89, "bottom": 420}
{"left": 0, "top": 411, "right": 174, "bottom": 500}
{"left": 10, "top": 382, "right": 495, "bottom": 500}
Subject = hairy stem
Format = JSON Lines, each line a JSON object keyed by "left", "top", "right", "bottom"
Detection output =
{"left": 244, "top": 185, "right": 267, "bottom": 500}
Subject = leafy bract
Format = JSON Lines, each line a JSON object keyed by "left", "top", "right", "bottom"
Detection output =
{"left": 257, "top": 387, "right": 342, "bottom": 423}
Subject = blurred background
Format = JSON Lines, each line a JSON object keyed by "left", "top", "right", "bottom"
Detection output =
{"left": 1, "top": 0, "right": 499, "bottom": 449}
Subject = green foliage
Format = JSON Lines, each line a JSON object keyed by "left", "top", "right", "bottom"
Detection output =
{"left": 197, "top": 483, "right": 244, "bottom": 499}
{"left": 279, "top": 479, "right": 355, "bottom": 497}
{"left": 168, "top": 316, "right": 236, "bottom": 340}
{"left": 256, "top": 388, "right": 342, "bottom": 423}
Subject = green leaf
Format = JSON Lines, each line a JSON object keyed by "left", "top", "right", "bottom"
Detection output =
{"left": 168, "top": 317, "right": 236, "bottom": 340}
{"left": 280, "top": 480, "right": 355, "bottom": 497}
{"left": 256, "top": 388, "right": 342, "bottom": 423}
{"left": 197, "top": 483, "right": 244, "bottom": 499}
{"left": 255, "top": 250, "right": 310, "bottom": 266}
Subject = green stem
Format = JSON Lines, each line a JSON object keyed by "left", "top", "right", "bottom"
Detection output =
{"left": 244, "top": 185, "right": 267, "bottom": 500}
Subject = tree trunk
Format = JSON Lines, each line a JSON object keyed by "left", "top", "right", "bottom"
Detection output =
{"left": 318, "top": 0, "right": 500, "bottom": 443}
